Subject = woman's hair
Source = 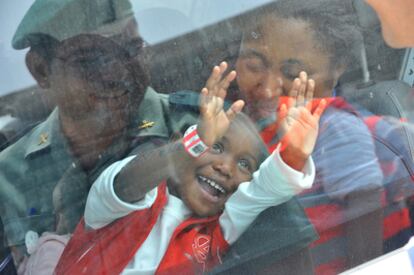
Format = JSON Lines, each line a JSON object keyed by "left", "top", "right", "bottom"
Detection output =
{"left": 243, "top": 0, "right": 363, "bottom": 72}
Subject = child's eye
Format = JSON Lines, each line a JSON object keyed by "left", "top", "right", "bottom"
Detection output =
{"left": 238, "top": 159, "right": 251, "bottom": 171}
{"left": 211, "top": 143, "right": 224, "bottom": 153}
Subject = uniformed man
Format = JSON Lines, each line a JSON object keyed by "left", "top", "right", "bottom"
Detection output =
{"left": 0, "top": 0, "right": 317, "bottom": 273}
{"left": 0, "top": 0, "right": 199, "bottom": 271}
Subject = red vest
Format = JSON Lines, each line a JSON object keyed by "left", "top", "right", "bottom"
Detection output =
{"left": 55, "top": 183, "right": 229, "bottom": 275}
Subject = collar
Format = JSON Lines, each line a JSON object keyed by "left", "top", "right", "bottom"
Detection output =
{"left": 128, "top": 87, "right": 170, "bottom": 140}
{"left": 24, "top": 108, "right": 67, "bottom": 158}
{"left": 24, "top": 87, "right": 170, "bottom": 159}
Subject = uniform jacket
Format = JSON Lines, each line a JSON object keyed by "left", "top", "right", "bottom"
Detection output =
{"left": 0, "top": 87, "right": 199, "bottom": 247}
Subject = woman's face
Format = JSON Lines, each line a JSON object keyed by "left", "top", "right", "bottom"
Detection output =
{"left": 235, "top": 16, "right": 337, "bottom": 121}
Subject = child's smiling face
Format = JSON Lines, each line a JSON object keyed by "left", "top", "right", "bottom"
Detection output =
{"left": 170, "top": 118, "right": 264, "bottom": 217}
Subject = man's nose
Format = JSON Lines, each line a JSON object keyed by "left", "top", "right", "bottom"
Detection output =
{"left": 256, "top": 72, "right": 283, "bottom": 99}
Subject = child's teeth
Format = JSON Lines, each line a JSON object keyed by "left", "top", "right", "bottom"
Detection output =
{"left": 199, "top": 176, "right": 225, "bottom": 194}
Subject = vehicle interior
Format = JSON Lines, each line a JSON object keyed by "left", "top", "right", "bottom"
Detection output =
{"left": 0, "top": 0, "right": 412, "bottom": 143}
{"left": 1, "top": 0, "right": 414, "bottom": 274}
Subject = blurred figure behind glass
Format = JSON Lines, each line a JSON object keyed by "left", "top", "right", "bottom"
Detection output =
{"left": 0, "top": 0, "right": 153, "bottom": 271}
{"left": 365, "top": 0, "right": 414, "bottom": 48}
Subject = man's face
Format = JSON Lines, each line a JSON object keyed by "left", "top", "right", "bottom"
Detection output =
{"left": 366, "top": 0, "right": 414, "bottom": 48}
{"left": 235, "top": 16, "right": 335, "bottom": 121}
{"left": 172, "top": 122, "right": 261, "bottom": 217}
{"left": 46, "top": 31, "right": 146, "bottom": 134}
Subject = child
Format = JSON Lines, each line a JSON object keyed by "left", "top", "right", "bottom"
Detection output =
{"left": 55, "top": 62, "right": 325, "bottom": 274}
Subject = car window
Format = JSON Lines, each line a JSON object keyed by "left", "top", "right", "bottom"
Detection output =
{"left": 0, "top": 1, "right": 36, "bottom": 96}
{"left": 1, "top": 0, "right": 414, "bottom": 274}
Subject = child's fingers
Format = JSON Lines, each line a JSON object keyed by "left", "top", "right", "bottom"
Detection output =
{"left": 199, "top": 87, "right": 209, "bottom": 111}
{"left": 222, "top": 70, "right": 237, "bottom": 88}
{"left": 287, "top": 78, "right": 300, "bottom": 108}
{"left": 205, "top": 65, "right": 221, "bottom": 91}
{"left": 219, "top": 61, "right": 228, "bottom": 73}
{"left": 226, "top": 100, "right": 245, "bottom": 121}
{"left": 199, "top": 88, "right": 208, "bottom": 115}
{"left": 286, "top": 78, "right": 300, "bottom": 109}
{"left": 201, "top": 87, "right": 208, "bottom": 96}
{"left": 305, "top": 79, "right": 315, "bottom": 109}
{"left": 215, "top": 62, "right": 229, "bottom": 89}
{"left": 217, "top": 70, "right": 236, "bottom": 98}
{"left": 313, "top": 99, "right": 327, "bottom": 119}
{"left": 297, "top": 71, "right": 307, "bottom": 107}
{"left": 205, "top": 62, "right": 229, "bottom": 95}
{"left": 289, "top": 78, "right": 300, "bottom": 98}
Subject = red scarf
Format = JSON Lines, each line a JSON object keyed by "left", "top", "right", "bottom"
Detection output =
{"left": 55, "top": 183, "right": 229, "bottom": 275}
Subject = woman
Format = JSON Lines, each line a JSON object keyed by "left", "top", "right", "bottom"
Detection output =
{"left": 218, "top": 0, "right": 389, "bottom": 274}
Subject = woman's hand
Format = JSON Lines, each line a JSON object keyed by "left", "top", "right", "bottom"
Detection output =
{"left": 279, "top": 71, "right": 327, "bottom": 171}
{"left": 198, "top": 62, "right": 245, "bottom": 146}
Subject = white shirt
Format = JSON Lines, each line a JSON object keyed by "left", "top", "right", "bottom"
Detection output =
{"left": 85, "top": 148, "right": 315, "bottom": 274}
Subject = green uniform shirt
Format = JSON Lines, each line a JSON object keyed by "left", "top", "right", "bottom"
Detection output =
{"left": 0, "top": 87, "right": 197, "bottom": 247}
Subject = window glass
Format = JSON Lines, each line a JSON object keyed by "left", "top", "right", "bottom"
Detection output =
{"left": 0, "top": 1, "right": 35, "bottom": 95}
{"left": 1, "top": 0, "right": 414, "bottom": 274}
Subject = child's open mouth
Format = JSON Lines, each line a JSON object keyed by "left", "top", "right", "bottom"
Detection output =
{"left": 197, "top": 175, "right": 227, "bottom": 198}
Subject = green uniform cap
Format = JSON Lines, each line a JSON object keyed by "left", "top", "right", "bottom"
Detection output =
{"left": 12, "top": 0, "right": 134, "bottom": 49}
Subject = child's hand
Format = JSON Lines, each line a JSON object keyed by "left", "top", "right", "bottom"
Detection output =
{"left": 198, "top": 62, "right": 245, "bottom": 146}
{"left": 279, "top": 71, "right": 327, "bottom": 171}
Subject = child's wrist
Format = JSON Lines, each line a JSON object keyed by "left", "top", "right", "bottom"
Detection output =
{"left": 182, "top": 124, "right": 209, "bottom": 158}
{"left": 278, "top": 141, "right": 309, "bottom": 172}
